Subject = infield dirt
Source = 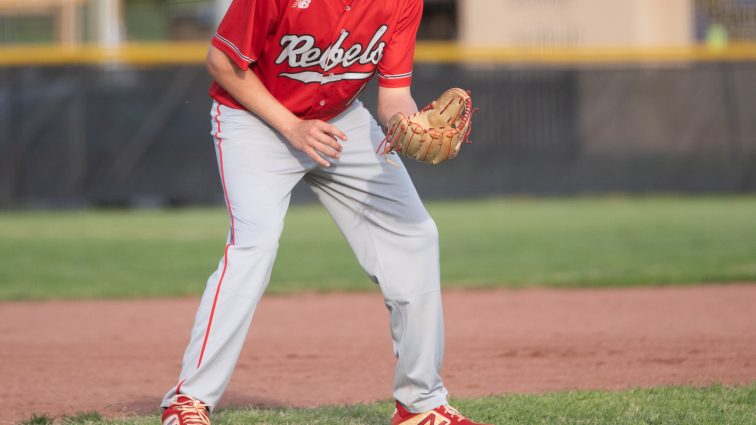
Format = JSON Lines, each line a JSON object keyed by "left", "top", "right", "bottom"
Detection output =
{"left": 1, "top": 284, "right": 755, "bottom": 423}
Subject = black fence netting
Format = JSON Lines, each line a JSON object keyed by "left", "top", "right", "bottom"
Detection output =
{"left": 1, "top": 61, "right": 755, "bottom": 207}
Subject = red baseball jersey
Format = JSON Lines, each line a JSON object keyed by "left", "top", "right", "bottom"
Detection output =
{"left": 209, "top": 0, "right": 423, "bottom": 121}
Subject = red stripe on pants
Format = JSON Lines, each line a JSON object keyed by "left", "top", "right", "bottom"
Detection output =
{"left": 197, "top": 103, "right": 236, "bottom": 368}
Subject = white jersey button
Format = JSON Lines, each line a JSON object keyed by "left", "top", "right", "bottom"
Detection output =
{"left": 345, "top": 5, "right": 351, "bottom": 11}
{"left": 319, "top": 100, "right": 327, "bottom": 106}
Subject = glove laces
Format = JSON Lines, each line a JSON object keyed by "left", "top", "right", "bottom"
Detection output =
{"left": 375, "top": 89, "right": 478, "bottom": 167}
{"left": 172, "top": 396, "right": 210, "bottom": 425}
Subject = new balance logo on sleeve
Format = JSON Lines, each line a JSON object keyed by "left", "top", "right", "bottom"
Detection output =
{"left": 291, "top": 0, "right": 311, "bottom": 8}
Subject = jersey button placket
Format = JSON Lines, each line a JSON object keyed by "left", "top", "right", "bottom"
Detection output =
{"left": 312, "top": 3, "right": 353, "bottom": 112}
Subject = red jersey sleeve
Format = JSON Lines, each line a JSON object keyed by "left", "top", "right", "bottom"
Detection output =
{"left": 377, "top": 0, "right": 423, "bottom": 88}
{"left": 211, "top": 0, "right": 279, "bottom": 70}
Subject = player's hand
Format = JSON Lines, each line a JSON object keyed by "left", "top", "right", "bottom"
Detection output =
{"left": 284, "top": 119, "right": 348, "bottom": 167}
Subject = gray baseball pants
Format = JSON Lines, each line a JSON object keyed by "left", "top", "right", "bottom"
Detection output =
{"left": 162, "top": 100, "right": 448, "bottom": 413}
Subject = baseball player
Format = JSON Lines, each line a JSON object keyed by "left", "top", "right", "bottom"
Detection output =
{"left": 160, "top": 1, "right": 489, "bottom": 424}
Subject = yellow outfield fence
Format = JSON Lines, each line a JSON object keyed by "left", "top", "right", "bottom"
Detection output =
{"left": 2, "top": 41, "right": 756, "bottom": 67}
{"left": 3, "top": 40, "right": 756, "bottom": 205}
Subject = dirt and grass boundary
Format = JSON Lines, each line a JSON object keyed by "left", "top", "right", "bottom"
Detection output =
{"left": 3, "top": 285, "right": 755, "bottom": 424}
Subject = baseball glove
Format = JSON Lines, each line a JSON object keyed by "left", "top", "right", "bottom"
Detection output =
{"left": 378, "top": 88, "right": 476, "bottom": 165}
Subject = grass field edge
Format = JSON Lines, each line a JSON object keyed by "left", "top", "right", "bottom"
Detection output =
{"left": 15, "top": 382, "right": 756, "bottom": 425}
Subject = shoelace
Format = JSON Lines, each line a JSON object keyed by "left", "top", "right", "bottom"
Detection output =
{"left": 441, "top": 405, "right": 469, "bottom": 423}
{"left": 173, "top": 397, "right": 210, "bottom": 425}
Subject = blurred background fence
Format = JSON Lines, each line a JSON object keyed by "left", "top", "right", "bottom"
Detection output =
{"left": 1, "top": 0, "right": 756, "bottom": 207}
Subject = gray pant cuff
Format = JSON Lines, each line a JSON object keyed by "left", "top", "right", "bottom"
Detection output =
{"left": 401, "top": 395, "right": 449, "bottom": 414}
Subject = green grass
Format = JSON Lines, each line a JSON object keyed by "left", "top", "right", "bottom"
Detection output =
{"left": 17, "top": 384, "right": 756, "bottom": 425}
{"left": 18, "top": 412, "right": 104, "bottom": 425}
{"left": 1, "top": 197, "right": 756, "bottom": 300}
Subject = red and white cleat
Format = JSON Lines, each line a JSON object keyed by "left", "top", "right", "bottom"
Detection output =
{"left": 162, "top": 395, "right": 211, "bottom": 425}
{"left": 391, "top": 400, "right": 493, "bottom": 425}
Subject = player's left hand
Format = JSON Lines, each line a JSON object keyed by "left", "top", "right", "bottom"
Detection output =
{"left": 378, "top": 88, "right": 476, "bottom": 165}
